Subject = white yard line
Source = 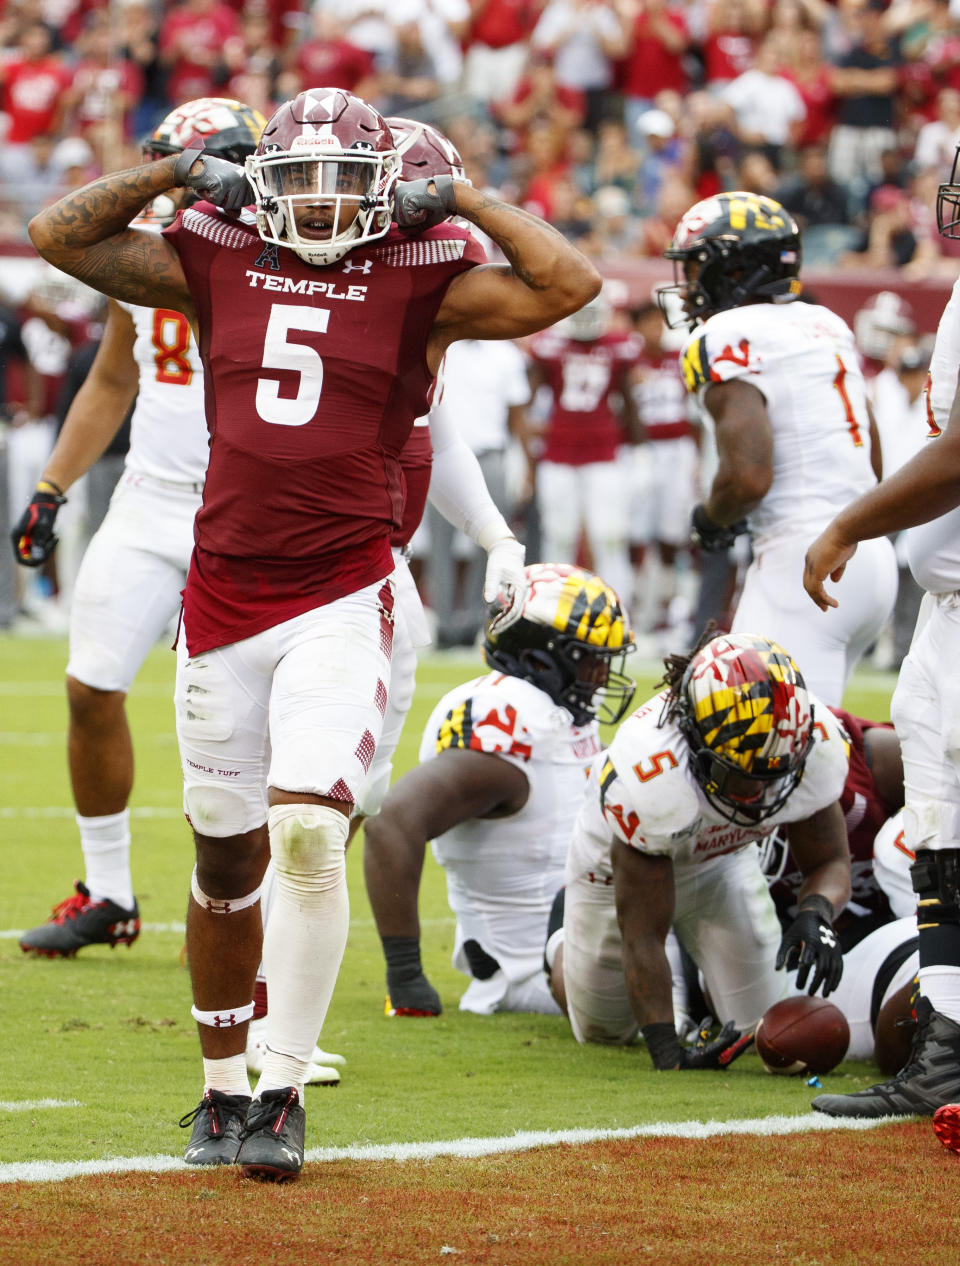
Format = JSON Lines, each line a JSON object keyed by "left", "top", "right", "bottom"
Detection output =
{"left": 0, "top": 1100, "right": 80, "bottom": 1113}
{"left": 0, "top": 1114, "right": 898, "bottom": 1184}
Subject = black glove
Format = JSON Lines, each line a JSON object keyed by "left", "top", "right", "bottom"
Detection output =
{"left": 382, "top": 934, "right": 442, "bottom": 1016}
{"left": 775, "top": 894, "right": 843, "bottom": 997}
{"left": 642, "top": 1016, "right": 754, "bottom": 1070}
{"left": 394, "top": 174, "right": 459, "bottom": 232}
{"left": 11, "top": 480, "right": 66, "bottom": 567}
{"left": 172, "top": 138, "right": 252, "bottom": 213}
{"left": 690, "top": 503, "right": 749, "bottom": 553}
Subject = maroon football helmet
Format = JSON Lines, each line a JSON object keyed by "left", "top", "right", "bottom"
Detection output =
{"left": 386, "top": 116, "right": 467, "bottom": 184}
{"left": 246, "top": 88, "right": 400, "bottom": 266}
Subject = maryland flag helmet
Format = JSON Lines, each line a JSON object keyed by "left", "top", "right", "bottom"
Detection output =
{"left": 483, "top": 563, "right": 635, "bottom": 726}
{"left": 142, "top": 97, "right": 267, "bottom": 164}
{"left": 676, "top": 632, "right": 814, "bottom": 825}
{"left": 659, "top": 191, "right": 802, "bottom": 330}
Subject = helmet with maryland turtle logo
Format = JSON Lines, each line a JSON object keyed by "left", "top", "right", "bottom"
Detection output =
{"left": 143, "top": 96, "right": 267, "bottom": 164}
{"left": 659, "top": 191, "right": 802, "bottom": 330}
{"left": 140, "top": 96, "right": 266, "bottom": 225}
{"left": 246, "top": 87, "right": 400, "bottom": 267}
{"left": 674, "top": 632, "right": 815, "bottom": 826}
{"left": 483, "top": 563, "right": 636, "bottom": 726}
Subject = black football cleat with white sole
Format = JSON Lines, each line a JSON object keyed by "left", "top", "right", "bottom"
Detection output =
{"left": 237, "top": 1087, "right": 306, "bottom": 1182}
{"left": 179, "top": 1089, "right": 251, "bottom": 1165}
{"left": 19, "top": 881, "right": 140, "bottom": 957}
{"left": 812, "top": 997, "right": 960, "bottom": 1118}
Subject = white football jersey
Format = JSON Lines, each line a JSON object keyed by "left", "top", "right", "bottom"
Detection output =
{"left": 119, "top": 300, "right": 209, "bottom": 486}
{"left": 420, "top": 671, "right": 602, "bottom": 988}
{"left": 903, "top": 276, "right": 960, "bottom": 595}
{"left": 568, "top": 689, "right": 849, "bottom": 882}
{"left": 679, "top": 303, "right": 877, "bottom": 549}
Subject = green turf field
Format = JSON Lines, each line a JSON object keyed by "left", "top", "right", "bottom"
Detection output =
{"left": 0, "top": 634, "right": 900, "bottom": 1169}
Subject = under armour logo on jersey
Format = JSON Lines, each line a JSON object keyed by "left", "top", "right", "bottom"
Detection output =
{"left": 254, "top": 243, "right": 281, "bottom": 271}
{"left": 342, "top": 258, "right": 373, "bottom": 275}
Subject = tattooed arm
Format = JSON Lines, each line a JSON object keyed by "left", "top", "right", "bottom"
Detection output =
{"left": 427, "top": 183, "right": 601, "bottom": 372}
{"left": 27, "top": 157, "right": 194, "bottom": 317}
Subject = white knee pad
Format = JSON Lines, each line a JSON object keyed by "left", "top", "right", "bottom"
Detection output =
{"left": 184, "top": 783, "right": 264, "bottom": 839}
{"left": 267, "top": 804, "right": 349, "bottom": 909}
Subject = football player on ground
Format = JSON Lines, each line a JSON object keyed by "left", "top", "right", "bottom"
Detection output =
{"left": 661, "top": 191, "right": 897, "bottom": 707}
{"left": 26, "top": 86, "right": 601, "bottom": 1181}
{"left": 12, "top": 97, "right": 265, "bottom": 958}
{"left": 363, "top": 563, "right": 635, "bottom": 1017}
{"left": 548, "top": 631, "right": 852, "bottom": 1068}
{"left": 527, "top": 292, "right": 643, "bottom": 607}
{"left": 803, "top": 147, "right": 960, "bottom": 1129}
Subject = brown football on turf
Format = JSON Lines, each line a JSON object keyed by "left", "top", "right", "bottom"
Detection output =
{"left": 754, "top": 996, "right": 850, "bottom": 1076}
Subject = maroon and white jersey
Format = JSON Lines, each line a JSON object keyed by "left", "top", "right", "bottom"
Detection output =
{"left": 630, "top": 347, "right": 693, "bottom": 442}
{"left": 163, "top": 206, "right": 484, "bottom": 653}
{"left": 529, "top": 329, "right": 642, "bottom": 466}
{"left": 395, "top": 419, "right": 432, "bottom": 549}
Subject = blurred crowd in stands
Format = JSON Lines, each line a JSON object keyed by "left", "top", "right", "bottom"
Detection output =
{"left": 0, "top": 0, "right": 953, "bottom": 657}
{"left": 3, "top": 0, "right": 960, "bottom": 276}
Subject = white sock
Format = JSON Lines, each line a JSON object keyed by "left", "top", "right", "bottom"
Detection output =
{"left": 918, "top": 965, "right": 960, "bottom": 1024}
{"left": 202, "top": 1054, "right": 252, "bottom": 1098}
{"left": 255, "top": 805, "right": 349, "bottom": 1098}
{"left": 77, "top": 810, "right": 134, "bottom": 909}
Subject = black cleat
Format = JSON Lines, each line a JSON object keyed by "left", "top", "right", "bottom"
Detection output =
{"left": 812, "top": 997, "right": 960, "bottom": 1118}
{"left": 179, "top": 1089, "right": 251, "bottom": 1166}
{"left": 19, "top": 881, "right": 140, "bottom": 957}
{"left": 237, "top": 1087, "right": 306, "bottom": 1182}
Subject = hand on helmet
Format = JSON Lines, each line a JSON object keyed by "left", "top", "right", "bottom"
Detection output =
{"left": 173, "top": 138, "right": 252, "bottom": 213}
{"left": 690, "top": 503, "right": 749, "bottom": 553}
{"left": 394, "top": 174, "right": 459, "bottom": 232}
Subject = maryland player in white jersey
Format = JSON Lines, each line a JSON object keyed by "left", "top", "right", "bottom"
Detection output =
{"left": 660, "top": 191, "right": 897, "bottom": 706}
{"left": 13, "top": 98, "right": 266, "bottom": 960}
{"left": 803, "top": 152, "right": 960, "bottom": 1130}
{"left": 550, "top": 632, "right": 851, "bottom": 1070}
{"left": 363, "top": 564, "right": 635, "bottom": 1017}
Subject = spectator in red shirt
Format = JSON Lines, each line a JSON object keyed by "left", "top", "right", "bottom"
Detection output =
{"left": 0, "top": 22, "right": 72, "bottom": 146}
{"left": 63, "top": 11, "right": 145, "bottom": 148}
{"left": 158, "top": 0, "right": 243, "bottom": 105}
{"left": 700, "top": 0, "right": 766, "bottom": 91}
{"left": 781, "top": 26, "right": 836, "bottom": 148}
{"left": 287, "top": 10, "right": 377, "bottom": 99}
{"left": 494, "top": 50, "right": 586, "bottom": 150}
{"left": 463, "top": 0, "right": 546, "bottom": 103}
{"left": 619, "top": 0, "right": 690, "bottom": 135}
{"left": 516, "top": 116, "right": 571, "bottom": 221}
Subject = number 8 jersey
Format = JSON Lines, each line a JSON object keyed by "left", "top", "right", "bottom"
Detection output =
{"left": 119, "top": 301, "right": 209, "bottom": 489}
{"left": 679, "top": 302, "right": 877, "bottom": 549}
{"left": 163, "top": 203, "right": 485, "bottom": 655}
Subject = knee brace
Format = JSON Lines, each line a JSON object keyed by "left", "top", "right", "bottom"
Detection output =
{"left": 268, "top": 804, "right": 349, "bottom": 908}
{"left": 912, "top": 848, "right": 960, "bottom": 967}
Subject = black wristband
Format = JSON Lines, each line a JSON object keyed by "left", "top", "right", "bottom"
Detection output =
{"left": 798, "top": 893, "right": 833, "bottom": 924}
{"left": 641, "top": 1021, "right": 684, "bottom": 1070}
{"left": 381, "top": 935, "right": 423, "bottom": 984}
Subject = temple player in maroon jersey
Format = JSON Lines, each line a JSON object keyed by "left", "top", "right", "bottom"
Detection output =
{"left": 27, "top": 86, "right": 602, "bottom": 1183}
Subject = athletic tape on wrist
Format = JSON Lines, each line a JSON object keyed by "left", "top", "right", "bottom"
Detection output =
{"left": 190, "top": 865, "right": 261, "bottom": 915}
{"left": 190, "top": 1001, "right": 255, "bottom": 1028}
